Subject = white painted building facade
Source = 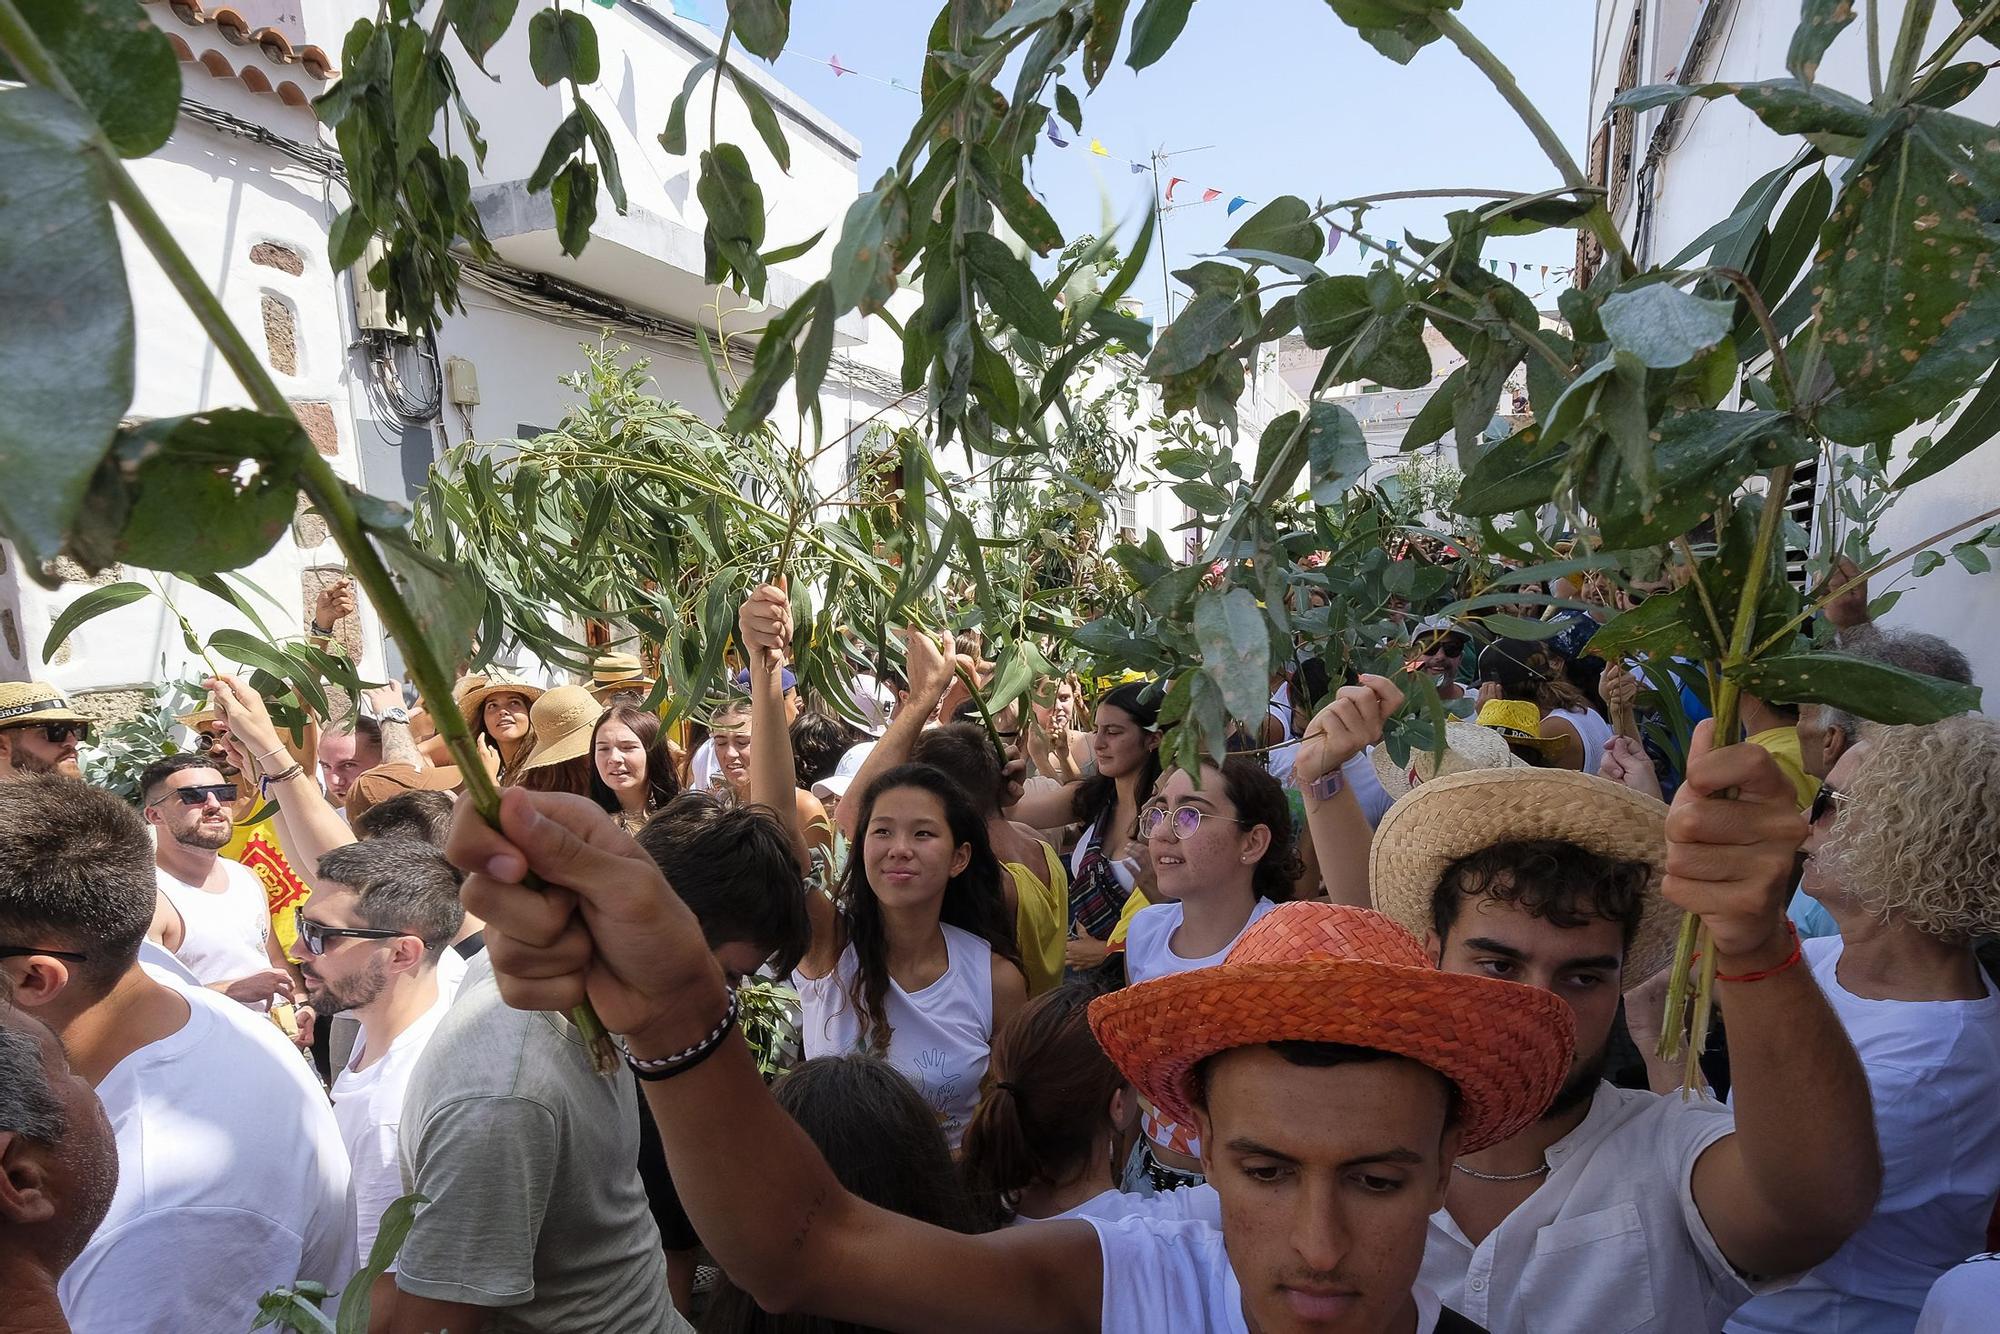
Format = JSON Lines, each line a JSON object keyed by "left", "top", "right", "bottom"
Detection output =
{"left": 1589, "top": 0, "right": 2000, "bottom": 694}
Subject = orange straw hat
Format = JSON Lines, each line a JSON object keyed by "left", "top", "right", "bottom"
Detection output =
{"left": 1088, "top": 903, "right": 1575, "bottom": 1154}
{"left": 1370, "top": 768, "right": 1677, "bottom": 980}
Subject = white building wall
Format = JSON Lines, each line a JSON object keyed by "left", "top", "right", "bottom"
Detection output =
{"left": 1592, "top": 0, "right": 2000, "bottom": 696}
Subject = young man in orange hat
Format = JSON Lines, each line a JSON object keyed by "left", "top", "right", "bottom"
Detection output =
{"left": 1366, "top": 722, "right": 1881, "bottom": 1333}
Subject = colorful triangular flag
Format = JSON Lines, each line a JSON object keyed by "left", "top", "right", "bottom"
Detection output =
{"left": 829, "top": 53, "right": 849, "bottom": 76}
{"left": 1327, "top": 224, "right": 1343, "bottom": 251}
{"left": 1227, "top": 196, "right": 1249, "bottom": 214}
{"left": 1130, "top": 161, "right": 1147, "bottom": 174}
{"left": 1200, "top": 188, "right": 1220, "bottom": 202}
{"left": 1048, "top": 123, "right": 1069, "bottom": 147}
{"left": 668, "top": 0, "right": 702, "bottom": 17}
{"left": 1167, "top": 176, "right": 1184, "bottom": 201}
{"left": 1510, "top": 262, "right": 1518, "bottom": 279}
{"left": 1089, "top": 138, "right": 1109, "bottom": 157}
{"left": 1540, "top": 265, "right": 1548, "bottom": 280}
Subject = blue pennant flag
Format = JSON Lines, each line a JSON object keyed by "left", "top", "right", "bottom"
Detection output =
{"left": 1226, "top": 196, "right": 1248, "bottom": 214}
{"left": 1048, "top": 124, "right": 1070, "bottom": 147}
{"left": 1131, "top": 161, "right": 1148, "bottom": 174}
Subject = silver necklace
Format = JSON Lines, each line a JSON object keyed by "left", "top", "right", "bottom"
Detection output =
{"left": 1452, "top": 1160, "right": 1550, "bottom": 1183}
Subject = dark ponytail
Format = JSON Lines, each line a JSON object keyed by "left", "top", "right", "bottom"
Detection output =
{"left": 960, "top": 983, "right": 1124, "bottom": 1218}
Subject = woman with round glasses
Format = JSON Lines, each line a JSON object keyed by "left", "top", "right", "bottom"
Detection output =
{"left": 1119, "top": 754, "right": 1300, "bottom": 1193}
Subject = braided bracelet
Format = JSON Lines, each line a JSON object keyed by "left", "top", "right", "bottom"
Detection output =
{"left": 258, "top": 763, "right": 305, "bottom": 797}
{"left": 1715, "top": 922, "right": 1803, "bottom": 984}
{"left": 617, "top": 991, "right": 739, "bottom": 1082}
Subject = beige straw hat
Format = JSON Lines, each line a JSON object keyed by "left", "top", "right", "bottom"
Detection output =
{"left": 587, "top": 651, "right": 658, "bottom": 703}
{"left": 455, "top": 671, "right": 545, "bottom": 721}
{"left": 1369, "top": 768, "right": 1678, "bottom": 980}
{"left": 1090, "top": 903, "right": 1575, "bottom": 1154}
{"left": 517, "top": 685, "right": 602, "bottom": 771}
{"left": 0, "top": 681, "right": 90, "bottom": 729}
{"left": 1370, "top": 720, "right": 1523, "bottom": 799}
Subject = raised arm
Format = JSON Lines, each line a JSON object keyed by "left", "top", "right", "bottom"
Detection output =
{"left": 740, "top": 585, "right": 811, "bottom": 873}
{"left": 447, "top": 790, "right": 1101, "bottom": 1334}
{"left": 364, "top": 683, "right": 424, "bottom": 770}
{"left": 1294, "top": 675, "right": 1402, "bottom": 908}
{"left": 1670, "top": 722, "right": 1880, "bottom": 1277}
{"left": 835, "top": 626, "right": 957, "bottom": 840}
{"left": 206, "top": 674, "right": 355, "bottom": 881}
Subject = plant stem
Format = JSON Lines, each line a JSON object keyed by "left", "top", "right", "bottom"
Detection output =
{"left": 707, "top": 19, "right": 735, "bottom": 153}
{"left": 1707, "top": 267, "right": 1797, "bottom": 407}
{"left": 1910, "top": 0, "right": 2000, "bottom": 98}
{"left": 0, "top": 0, "right": 621, "bottom": 1069}
{"left": 1886, "top": 0, "right": 1940, "bottom": 96}
{"left": 1432, "top": 11, "right": 1636, "bottom": 274}
{"left": 1866, "top": 0, "right": 1885, "bottom": 102}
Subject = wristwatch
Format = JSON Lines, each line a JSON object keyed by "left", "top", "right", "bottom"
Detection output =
{"left": 1305, "top": 767, "right": 1346, "bottom": 802}
{"left": 377, "top": 706, "right": 411, "bottom": 725}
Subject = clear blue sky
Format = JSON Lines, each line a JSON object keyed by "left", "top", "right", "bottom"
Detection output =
{"left": 719, "top": 1, "right": 1595, "bottom": 315}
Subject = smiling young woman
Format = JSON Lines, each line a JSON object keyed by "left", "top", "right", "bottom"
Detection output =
{"left": 589, "top": 706, "right": 681, "bottom": 833}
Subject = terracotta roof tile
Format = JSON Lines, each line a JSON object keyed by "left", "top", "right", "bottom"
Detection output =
{"left": 146, "top": 0, "right": 335, "bottom": 82}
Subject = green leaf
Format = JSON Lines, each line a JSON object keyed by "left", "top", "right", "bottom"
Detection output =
{"left": 1587, "top": 585, "right": 1711, "bottom": 661}
{"left": 1599, "top": 283, "right": 1735, "bottom": 368}
{"left": 1144, "top": 289, "right": 1249, "bottom": 378}
{"left": 1596, "top": 410, "right": 1812, "bottom": 548}
{"left": 698, "top": 143, "right": 768, "bottom": 294}
{"left": 206, "top": 630, "right": 331, "bottom": 721}
{"left": 729, "top": 0, "right": 793, "bottom": 59}
{"left": 0, "top": 0, "right": 180, "bottom": 158}
{"left": 1954, "top": 542, "right": 1992, "bottom": 574}
{"left": 0, "top": 88, "right": 134, "bottom": 565}
{"left": 964, "top": 233, "right": 1064, "bottom": 345}
{"left": 725, "top": 65, "right": 792, "bottom": 173}
{"left": 1742, "top": 169, "right": 1832, "bottom": 335}
{"left": 112, "top": 411, "right": 307, "bottom": 574}
{"left": 1893, "top": 370, "right": 2000, "bottom": 489}
{"left": 526, "top": 109, "right": 589, "bottom": 193}
{"left": 41, "top": 580, "right": 151, "bottom": 661}
{"left": 1128, "top": 0, "right": 1197, "bottom": 69}
{"left": 1224, "top": 195, "right": 1324, "bottom": 263}
{"left": 1400, "top": 366, "right": 1463, "bottom": 451}
{"left": 334, "top": 1194, "right": 427, "bottom": 1334}
{"left": 1453, "top": 425, "right": 1560, "bottom": 517}
{"left": 762, "top": 228, "right": 826, "bottom": 267}
{"left": 528, "top": 7, "right": 599, "bottom": 85}
{"left": 377, "top": 526, "right": 485, "bottom": 669}
{"left": 1322, "top": 0, "right": 1457, "bottom": 63}
{"left": 1914, "top": 548, "right": 1947, "bottom": 575}
{"left": 1305, "top": 401, "right": 1369, "bottom": 503}
{"left": 1295, "top": 275, "right": 1431, "bottom": 388}
{"left": 1194, "top": 586, "right": 1270, "bottom": 723}
{"left": 1814, "top": 110, "right": 2000, "bottom": 438}
{"left": 829, "top": 173, "right": 909, "bottom": 315}
{"left": 969, "top": 145, "right": 1063, "bottom": 256}
{"left": 1729, "top": 652, "right": 1981, "bottom": 724}
{"left": 658, "top": 57, "right": 716, "bottom": 156}
{"left": 574, "top": 101, "right": 626, "bottom": 214}
{"left": 327, "top": 206, "right": 372, "bottom": 271}
{"left": 550, "top": 158, "right": 599, "bottom": 257}
{"left": 1787, "top": 0, "right": 1855, "bottom": 81}
{"left": 443, "top": 0, "right": 520, "bottom": 75}
{"left": 1613, "top": 79, "right": 1874, "bottom": 139}
{"left": 1480, "top": 613, "right": 1564, "bottom": 640}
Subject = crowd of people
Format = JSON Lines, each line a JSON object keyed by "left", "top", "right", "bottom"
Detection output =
{"left": 1, "top": 560, "right": 1997, "bottom": 1334}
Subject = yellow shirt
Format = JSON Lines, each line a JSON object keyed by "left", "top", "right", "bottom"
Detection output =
{"left": 222, "top": 815, "right": 311, "bottom": 954}
{"left": 1107, "top": 886, "right": 1150, "bottom": 948}
{"left": 1003, "top": 842, "right": 1069, "bottom": 998}
{"left": 1747, "top": 726, "right": 1822, "bottom": 812}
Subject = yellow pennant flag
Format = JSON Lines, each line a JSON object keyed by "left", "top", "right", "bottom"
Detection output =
{"left": 1089, "top": 138, "right": 1109, "bottom": 156}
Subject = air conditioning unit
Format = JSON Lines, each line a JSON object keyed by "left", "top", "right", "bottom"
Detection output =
{"left": 350, "top": 237, "right": 409, "bottom": 337}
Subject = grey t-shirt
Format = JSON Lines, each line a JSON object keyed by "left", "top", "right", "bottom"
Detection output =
{"left": 397, "top": 955, "right": 687, "bottom": 1332}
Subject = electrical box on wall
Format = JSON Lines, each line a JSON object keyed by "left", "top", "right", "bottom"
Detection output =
{"left": 350, "top": 238, "right": 408, "bottom": 336}
{"left": 445, "top": 357, "right": 480, "bottom": 406}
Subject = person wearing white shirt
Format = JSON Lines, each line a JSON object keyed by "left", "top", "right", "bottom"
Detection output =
{"left": 1369, "top": 732, "right": 1881, "bottom": 1334}
{"left": 1914, "top": 1253, "right": 2000, "bottom": 1334}
{"left": 0, "top": 775, "right": 352, "bottom": 1332}
{"left": 297, "top": 838, "right": 465, "bottom": 1279}
{"left": 1728, "top": 720, "right": 2000, "bottom": 1334}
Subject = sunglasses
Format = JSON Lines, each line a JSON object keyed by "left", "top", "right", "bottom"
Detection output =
{"left": 293, "top": 908, "right": 406, "bottom": 957}
{"left": 1139, "top": 804, "right": 1249, "bottom": 841}
{"left": 5, "top": 722, "right": 89, "bottom": 745}
{"left": 1808, "top": 785, "right": 1851, "bottom": 825}
{"left": 152, "top": 783, "right": 238, "bottom": 808}
{"left": 0, "top": 944, "right": 89, "bottom": 963}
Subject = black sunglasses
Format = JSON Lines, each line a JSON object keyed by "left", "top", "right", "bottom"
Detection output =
{"left": 0, "top": 944, "right": 88, "bottom": 963}
{"left": 1808, "top": 785, "right": 1850, "bottom": 825}
{"left": 293, "top": 908, "right": 405, "bottom": 957}
{"left": 152, "top": 783, "right": 238, "bottom": 808}
{"left": 5, "top": 722, "right": 89, "bottom": 745}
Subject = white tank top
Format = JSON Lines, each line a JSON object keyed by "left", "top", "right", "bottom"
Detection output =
{"left": 793, "top": 922, "right": 996, "bottom": 1149}
{"left": 1550, "top": 705, "right": 1615, "bottom": 776}
{"left": 1124, "top": 898, "right": 1276, "bottom": 1162}
{"left": 155, "top": 861, "right": 272, "bottom": 989}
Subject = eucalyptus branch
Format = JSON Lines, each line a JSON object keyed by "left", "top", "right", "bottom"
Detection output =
{"left": 1885, "top": 0, "right": 1939, "bottom": 97}
{"left": 708, "top": 18, "right": 735, "bottom": 154}
{"left": 1328, "top": 186, "right": 1599, "bottom": 207}
{"left": 1748, "top": 501, "right": 2000, "bottom": 658}
{"left": 1911, "top": 0, "right": 2000, "bottom": 97}
{"left": 1412, "top": 300, "right": 1570, "bottom": 375}
{"left": 0, "top": 0, "right": 621, "bottom": 1069}
{"left": 1676, "top": 535, "right": 1729, "bottom": 652}
{"left": 1706, "top": 267, "right": 1797, "bottom": 407}
{"left": 1431, "top": 11, "right": 1636, "bottom": 275}
{"left": 1866, "top": 0, "right": 1885, "bottom": 102}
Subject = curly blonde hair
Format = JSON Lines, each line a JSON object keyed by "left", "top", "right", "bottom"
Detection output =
{"left": 1821, "top": 716, "right": 2000, "bottom": 940}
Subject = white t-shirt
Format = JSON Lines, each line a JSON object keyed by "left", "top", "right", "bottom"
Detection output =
{"left": 1010, "top": 1184, "right": 1222, "bottom": 1229}
{"left": 1090, "top": 1214, "right": 1448, "bottom": 1333}
{"left": 1727, "top": 938, "right": 2000, "bottom": 1334}
{"left": 61, "top": 968, "right": 354, "bottom": 1332}
{"left": 1916, "top": 1253, "right": 2000, "bottom": 1333}
{"left": 1549, "top": 705, "right": 1614, "bottom": 776}
{"left": 333, "top": 984, "right": 454, "bottom": 1266}
{"left": 154, "top": 859, "right": 272, "bottom": 988}
{"left": 1125, "top": 898, "right": 1276, "bottom": 1162}
{"left": 794, "top": 922, "right": 997, "bottom": 1150}
{"left": 1423, "top": 1082, "right": 1791, "bottom": 1334}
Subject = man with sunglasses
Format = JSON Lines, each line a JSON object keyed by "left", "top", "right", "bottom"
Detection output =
{"left": 140, "top": 755, "right": 302, "bottom": 1017}
{"left": 0, "top": 681, "right": 91, "bottom": 781}
{"left": 296, "top": 838, "right": 463, "bottom": 1301}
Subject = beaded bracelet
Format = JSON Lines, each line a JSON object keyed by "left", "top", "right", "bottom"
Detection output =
{"left": 618, "top": 990, "right": 739, "bottom": 1082}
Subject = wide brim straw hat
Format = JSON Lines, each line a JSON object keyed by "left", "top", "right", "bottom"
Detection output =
{"left": 1371, "top": 720, "right": 1523, "bottom": 800}
{"left": 517, "top": 685, "right": 602, "bottom": 771}
{"left": 1089, "top": 903, "right": 1575, "bottom": 1154}
{"left": 1474, "top": 698, "right": 1568, "bottom": 755}
{"left": 0, "top": 681, "right": 90, "bottom": 728}
{"left": 1370, "top": 768, "right": 1677, "bottom": 980}
{"left": 455, "top": 671, "right": 545, "bottom": 721}
{"left": 588, "top": 651, "right": 658, "bottom": 702}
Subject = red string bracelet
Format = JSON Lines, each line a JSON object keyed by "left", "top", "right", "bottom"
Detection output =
{"left": 1714, "top": 922, "right": 1803, "bottom": 984}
